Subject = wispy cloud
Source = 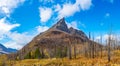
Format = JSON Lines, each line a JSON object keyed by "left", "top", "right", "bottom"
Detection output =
{"left": 57, "top": 0, "right": 92, "bottom": 18}
{"left": 36, "top": 26, "right": 49, "bottom": 33}
{"left": 0, "top": 0, "right": 25, "bottom": 17}
{"left": 39, "top": 7, "right": 53, "bottom": 22}
{"left": 3, "top": 25, "right": 49, "bottom": 49}
{"left": 0, "top": 17, "right": 20, "bottom": 39}
{"left": 95, "top": 33, "right": 120, "bottom": 45}
{"left": 58, "top": 3, "right": 80, "bottom": 18}
{"left": 67, "top": 21, "right": 86, "bottom": 29}
{"left": 67, "top": 21, "right": 78, "bottom": 29}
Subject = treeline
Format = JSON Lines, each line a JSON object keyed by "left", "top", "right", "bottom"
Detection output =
{"left": 24, "top": 47, "right": 68, "bottom": 59}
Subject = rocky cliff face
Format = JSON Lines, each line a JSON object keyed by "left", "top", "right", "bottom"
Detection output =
{"left": 69, "top": 27, "right": 88, "bottom": 41}
{"left": 50, "top": 18, "right": 70, "bottom": 33}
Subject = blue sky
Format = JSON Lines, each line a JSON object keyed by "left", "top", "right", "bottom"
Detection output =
{"left": 0, "top": 0, "right": 120, "bottom": 49}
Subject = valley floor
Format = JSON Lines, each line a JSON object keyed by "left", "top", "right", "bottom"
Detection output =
{"left": 0, "top": 50, "right": 120, "bottom": 66}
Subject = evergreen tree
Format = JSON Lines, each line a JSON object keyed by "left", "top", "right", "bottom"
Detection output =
{"left": 56, "top": 47, "right": 62, "bottom": 58}
{"left": 24, "top": 52, "right": 31, "bottom": 59}
{"left": 34, "top": 48, "right": 42, "bottom": 59}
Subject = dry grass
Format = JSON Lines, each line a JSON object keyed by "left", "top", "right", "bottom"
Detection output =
{"left": 0, "top": 50, "right": 120, "bottom": 66}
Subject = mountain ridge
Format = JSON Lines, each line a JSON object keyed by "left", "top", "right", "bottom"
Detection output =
{"left": 49, "top": 17, "right": 88, "bottom": 40}
{"left": 0, "top": 44, "right": 17, "bottom": 54}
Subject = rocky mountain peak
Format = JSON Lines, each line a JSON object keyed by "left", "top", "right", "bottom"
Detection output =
{"left": 51, "top": 17, "right": 70, "bottom": 33}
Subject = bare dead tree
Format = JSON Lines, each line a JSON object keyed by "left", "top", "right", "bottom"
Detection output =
{"left": 113, "top": 35, "right": 117, "bottom": 50}
{"left": 84, "top": 42, "right": 88, "bottom": 57}
{"left": 115, "top": 35, "right": 119, "bottom": 50}
{"left": 100, "top": 34, "right": 103, "bottom": 58}
{"left": 92, "top": 35, "right": 95, "bottom": 58}
{"left": 108, "top": 24, "right": 112, "bottom": 62}
{"left": 88, "top": 32, "right": 92, "bottom": 58}
{"left": 66, "top": 38, "right": 72, "bottom": 59}
{"left": 68, "top": 44, "right": 72, "bottom": 59}
{"left": 108, "top": 34, "right": 111, "bottom": 62}
{"left": 73, "top": 39, "right": 77, "bottom": 59}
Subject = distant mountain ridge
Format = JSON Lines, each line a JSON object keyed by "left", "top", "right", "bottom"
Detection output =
{"left": 0, "top": 44, "right": 17, "bottom": 54}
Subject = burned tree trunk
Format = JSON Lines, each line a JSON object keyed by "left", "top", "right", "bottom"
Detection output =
{"left": 92, "top": 36, "right": 95, "bottom": 58}
{"left": 108, "top": 35, "right": 111, "bottom": 62}
{"left": 88, "top": 32, "right": 92, "bottom": 58}
{"left": 68, "top": 44, "right": 72, "bottom": 59}
{"left": 73, "top": 44, "right": 76, "bottom": 59}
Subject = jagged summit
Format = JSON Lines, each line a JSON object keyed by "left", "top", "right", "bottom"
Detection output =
{"left": 51, "top": 17, "right": 70, "bottom": 33}
{"left": 44, "top": 18, "right": 88, "bottom": 41}
{"left": 50, "top": 18, "right": 88, "bottom": 40}
{"left": 56, "top": 17, "right": 65, "bottom": 25}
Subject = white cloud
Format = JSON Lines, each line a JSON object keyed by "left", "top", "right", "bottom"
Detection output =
{"left": 0, "top": 17, "right": 20, "bottom": 32}
{"left": 78, "top": 21, "right": 86, "bottom": 28}
{"left": 103, "top": 34, "right": 117, "bottom": 41}
{"left": 0, "top": 17, "right": 41, "bottom": 49}
{"left": 0, "top": 0, "right": 92, "bottom": 49}
{"left": 0, "top": 17, "right": 49, "bottom": 50}
{"left": 58, "top": 3, "right": 80, "bottom": 18}
{"left": 0, "top": 0, "right": 26, "bottom": 49}
{"left": 76, "top": 0, "right": 92, "bottom": 10}
{"left": 57, "top": 0, "right": 92, "bottom": 18}
{"left": 95, "top": 34, "right": 120, "bottom": 45}
{"left": 39, "top": 7, "right": 53, "bottom": 22}
{"left": 0, "top": 17, "right": 20, "bottom": 39}
{"left": 36, "top": 26, "right": 49, "bottom": 33}
{"left": 96, "top": 34, "right": 109, "bottom": 40}
{"left": 67, "top": 21, "right": 85, "bottom": 29}
{"left": 39, "top": 0, "right": 92, "bottom": 22}
{"left": 4, "top": 41, "right": 23, "bottom": 50}
{"left": 96, "top": 36, "right": 101, "bottom": 40}
{"left": 4, "top": 32, "right": 34, "bottom": 49}
{"left": 67, "top": 21, "right": 86, "bottom": 29}
{"left": 0, "top": 0, "right": 25, "bottom": 16}
{"left": 67, "top": 21, "right": 78, "bottom": 29}
{"left": 2, "top": 25, "right": 49, "bottom": 50}
{"left": 54, "top": 4, "right": 61, "bottom": 12}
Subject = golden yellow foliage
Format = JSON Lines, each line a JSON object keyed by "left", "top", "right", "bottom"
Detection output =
{"left": 0, "top": 50, "right": 120, "bottom": 66}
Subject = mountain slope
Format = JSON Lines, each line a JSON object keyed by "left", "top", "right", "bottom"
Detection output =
{"left": 8, "top": 18, "right": 101, "bottom": 60}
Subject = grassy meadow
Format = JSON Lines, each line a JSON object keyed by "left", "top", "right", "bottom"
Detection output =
{"left": 0, "top": 50, "right": 120, "bottom": 66}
